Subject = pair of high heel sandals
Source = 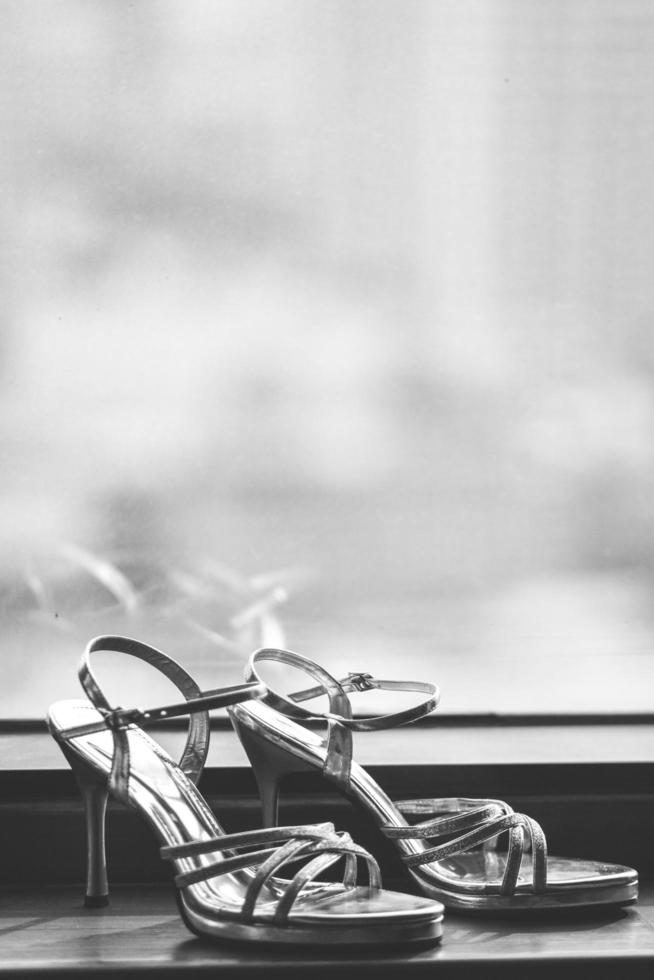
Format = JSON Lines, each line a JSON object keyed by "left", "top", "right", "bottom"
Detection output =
{"left": 48, "top": 636, "right": 638, "bottom": 948}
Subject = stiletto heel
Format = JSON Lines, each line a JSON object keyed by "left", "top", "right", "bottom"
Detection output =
{"left": 80, "top": 772, "right": 110, "bottom": 907}
{"left": 48, "top": 635, "right": 444, "bottom": 946}
{"left": 232, "top": 714, "right": 315, "bottom": 827}
{"left": 59, "top": 743, "right": 110, "bottom": 907}
{"left": 229, "top": 647, "right": 639, "bottom": 914}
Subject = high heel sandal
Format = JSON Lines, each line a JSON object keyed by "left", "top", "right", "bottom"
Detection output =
{"left": 228, "top": 647, "right": 639, "bottom": 913}
{"left": 47, "top": 635, "right": 444, "bottom": 945}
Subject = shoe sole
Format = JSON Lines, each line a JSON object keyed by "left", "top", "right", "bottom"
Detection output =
{"left": 177, "top": 890, "right": 444, "bottom": 946}
{"left": 411, "top": 875, "right": 638, "bottom": 912}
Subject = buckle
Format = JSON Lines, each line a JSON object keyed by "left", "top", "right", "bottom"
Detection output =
{"left": 345, "top": 672, "right": 376, "bottom": 692}
{"left": 100, "top": 706, "right": 143, "bottom": 731}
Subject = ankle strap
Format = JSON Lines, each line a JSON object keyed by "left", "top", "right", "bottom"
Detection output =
{"left": 243, "top": 647, "right": 439, "bottom": 788}
{"left": 245, "top": 648, "right": 439, "bottom": 731}
{"left": 60, "top": 635, "right": 265, "bottom": 801}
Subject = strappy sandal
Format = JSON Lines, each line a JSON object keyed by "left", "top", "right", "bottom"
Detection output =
{"left": 47, "top": 635, "right": 444, "bottom": 945}
{"left": 228, "top": 647, "right": 639, "bottom": 913}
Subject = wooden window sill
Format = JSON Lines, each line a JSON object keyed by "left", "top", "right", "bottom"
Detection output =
{"left": 0, "top": 882, "right": 653, "bottom": 978}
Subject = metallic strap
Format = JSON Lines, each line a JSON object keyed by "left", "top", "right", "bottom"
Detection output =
{"left": 161, "top": 822, "right": 381, "bottom": 924}
{"left": 160, "top": 823, "right": 336, "bottom": 860}
{"left": 382, "top": 797, "right": 548, "bottom": 895}
{"left": 58, "top": 635, "right": 265, "bottom": 802}
{"left": 244, "top": 647, "right": 439, "bottom": 789}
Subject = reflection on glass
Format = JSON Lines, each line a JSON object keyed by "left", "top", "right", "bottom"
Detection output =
{"left": 2, "top": 1, "right": 654, "bottom": 715}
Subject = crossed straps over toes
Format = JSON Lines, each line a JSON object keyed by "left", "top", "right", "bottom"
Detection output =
{"left": 244, "top": 647, "right": 548, "bottom": 897}
{"left": 57, "top": 636, "right": 382, "bottom": 924}
{"left": 162, "top": 823, "right": 380, "bottom": 925}
{"left": 385, "top": 798, "right": 547, "bottom": 895}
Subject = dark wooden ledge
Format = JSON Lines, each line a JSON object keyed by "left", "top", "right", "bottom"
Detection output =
{"left": 0, "top": 883, "right": 653, "bottom": 979}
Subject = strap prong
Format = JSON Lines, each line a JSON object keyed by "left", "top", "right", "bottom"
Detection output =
{"left": 345, "top": 672, "right": 376, "bottom": 692}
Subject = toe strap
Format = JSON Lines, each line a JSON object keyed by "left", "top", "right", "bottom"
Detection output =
{"left": 270, "top": 833, "right": 382, "bottom": 924}
{"left": 382, "top": 797, "right": 548, "bottom": 895}
{"left": 164, "top": 823, "right": 382, "bottom": 924}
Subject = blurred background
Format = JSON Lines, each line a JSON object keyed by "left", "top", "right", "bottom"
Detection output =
{"left": 2, "top": 0, "right": 654, "bottom": 717}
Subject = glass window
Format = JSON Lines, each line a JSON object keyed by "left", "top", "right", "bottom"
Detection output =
{"left": 3, "top": 0, "right": 654, "bottom": 718}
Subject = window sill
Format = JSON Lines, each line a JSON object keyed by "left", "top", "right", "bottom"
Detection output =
{"left": 0, "top": 882, "right": 653, "bottom": 979}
